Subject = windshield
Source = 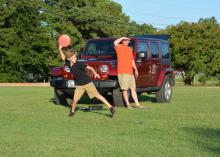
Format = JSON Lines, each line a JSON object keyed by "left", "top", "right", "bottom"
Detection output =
{"left": 84, "top": 39, "right": 134, "bottom": 55}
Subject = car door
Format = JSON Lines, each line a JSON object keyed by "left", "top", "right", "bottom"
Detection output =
{"left": 135, "top": 40, "right": 151, "bottom": 87}
{"left": 149, "top": 41, "right": 161, "bottom": 86}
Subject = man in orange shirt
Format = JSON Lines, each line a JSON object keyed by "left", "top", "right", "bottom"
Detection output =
{"left": 114, "top": 37, "right": 143, "bottom": 109}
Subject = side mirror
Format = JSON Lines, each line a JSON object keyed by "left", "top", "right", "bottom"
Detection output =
{"left": 138, "top": 52, "right": 146, "bottom": 58}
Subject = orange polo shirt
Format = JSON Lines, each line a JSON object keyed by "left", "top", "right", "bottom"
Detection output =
{"left": 114, "top": 44, "right": 134, "bottom": 75}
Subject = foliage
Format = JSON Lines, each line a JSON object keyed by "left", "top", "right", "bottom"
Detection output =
{"left": 163, "top": 17, "right": 220, "bottom": 85}
{"left": 0, "top": 0, "right": 155, "bottom": 82}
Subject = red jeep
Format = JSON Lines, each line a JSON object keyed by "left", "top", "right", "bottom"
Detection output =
{"left": 50, "top": 35, "right": 175, "bottom": 106}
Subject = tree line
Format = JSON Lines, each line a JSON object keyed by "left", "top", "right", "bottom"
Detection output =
{"left": 0, "top": 0, "right": 219, "bottom": 85}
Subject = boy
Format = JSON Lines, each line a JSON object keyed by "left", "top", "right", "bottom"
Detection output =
{"left": 58, "top": 46, "right": 116, "bottom": 117}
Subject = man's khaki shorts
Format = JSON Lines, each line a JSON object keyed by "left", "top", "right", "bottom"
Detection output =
{"left": 74, "top": 82, "right": 100, "bottom": 100}
{"left": 118, "top": 74, "right": 136, "bottom": 90}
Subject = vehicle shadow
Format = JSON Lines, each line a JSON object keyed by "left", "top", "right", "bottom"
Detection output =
{"left": 182, "top": 127, "right": 220, "bottom": 155}
{"left": 135, "top": 94, "right": 157, "bottom": 103}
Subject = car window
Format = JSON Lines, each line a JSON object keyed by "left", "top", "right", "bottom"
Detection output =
{"left": 137, "top": 41, "right": 148, "bottom": 56}
{"left": 85, "top": 40, "right": 115, "bottom": 55}
{"left": 160, "top": 43, "right": 170, "bottom": 59}
{"left": 87, "top": 43, "right": 96, "bottom": 54}
{"left": 150, "top": 42, "right": 159, "bottom": 58}
{"left": 84, "top": 39, "right": 135, "bottom": 55}
{"left": 128, "top": 40, "right": 135, "bottom": 52}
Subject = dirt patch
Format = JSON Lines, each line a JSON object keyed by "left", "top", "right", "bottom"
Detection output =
{"left": 0, "top": 83, "right": 50, "bottom": 87}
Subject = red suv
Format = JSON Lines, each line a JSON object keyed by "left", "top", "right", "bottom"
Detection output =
{"left": 50, "top": 35, "right": 175, "bottom": 106}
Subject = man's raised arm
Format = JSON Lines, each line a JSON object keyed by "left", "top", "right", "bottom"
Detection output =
{"left": 114, "top": 37, "right": 130, "bottom": 46}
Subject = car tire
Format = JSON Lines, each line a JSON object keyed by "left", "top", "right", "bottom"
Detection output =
{"left": 156, "top": 76, "right": 172, "bottom": 103}
{"left": 54, "top": 88, "right": 68, "bottom": 106}
{"left": 112, "top": 88, "right": 124, "bottom": 107}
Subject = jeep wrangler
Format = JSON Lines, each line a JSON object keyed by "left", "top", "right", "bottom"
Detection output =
{"left": 50, "top": 35, "right": 175, "bottom": 106}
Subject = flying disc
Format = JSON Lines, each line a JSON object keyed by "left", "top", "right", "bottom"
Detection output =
{"left": 58, "top": 35, "right": 71, "bottom": 47}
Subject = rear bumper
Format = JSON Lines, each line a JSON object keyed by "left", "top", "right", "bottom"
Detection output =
{"left": 50, "top": 79, "right": 118, "bottom": 89}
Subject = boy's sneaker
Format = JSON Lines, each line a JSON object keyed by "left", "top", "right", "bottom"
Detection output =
{"left": 69, "top": 111, "right": 75, "bottom": 117}
{"left": 109, "top": 106, "right": 116, "bottom": 118}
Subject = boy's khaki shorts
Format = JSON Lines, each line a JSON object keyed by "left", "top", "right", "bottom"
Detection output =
{"left": 118, "top": 74, "right": 136, "bottom": 90}
{"left": 74, "top": 82, "right": 100, "bottom": 100}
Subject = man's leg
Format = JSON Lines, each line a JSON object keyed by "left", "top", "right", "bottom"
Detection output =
{"left": 130, "top": 88, "right": 141, "bottom": 107}
{"left": 129, "top": 75, "right": 143, "bottom": 108}
{"left": 118, "top": 74, "right": 131, "bottom": 108}
{"left": 122, "top": 90, "right": 131, "bottom": 107}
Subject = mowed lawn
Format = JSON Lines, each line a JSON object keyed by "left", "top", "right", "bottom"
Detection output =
{"left": 0, "top": 86, "right": 219, "bottom": 157}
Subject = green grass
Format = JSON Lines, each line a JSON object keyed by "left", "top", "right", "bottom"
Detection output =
{"left": 0, "top": 86, "right": 219, "bottom": 157}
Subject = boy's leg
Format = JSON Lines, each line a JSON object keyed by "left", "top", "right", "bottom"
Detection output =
{"left": 94, "top": 94, "right": 112, "bottom": 108}
{"left": 70, "top": 98, "right": 79, "bottom": 113}
{"left": 70, "top": 87, "right": 85, "bottom": 113}
{"left": 85, "top": 83, "right": 112, "bottom": 108}
{"left": 85, "top": 83, "right": 116, "bottom": 117}
{"left": 94, "top": 94, "right": 116, "bottom": 117}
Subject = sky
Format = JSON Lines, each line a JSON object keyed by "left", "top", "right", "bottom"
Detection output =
{"left": 113, "top": 0, "right": 220, "bottom": 29}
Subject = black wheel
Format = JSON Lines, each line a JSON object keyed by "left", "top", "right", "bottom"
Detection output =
{"left": 112, "top": 88, "right": 124, "bottom": 107}
{"left": 156, "top": 76, "right": 172, "bottom": 103}
{"left": 54, "top": 88, "right": 68, "bottom": 106}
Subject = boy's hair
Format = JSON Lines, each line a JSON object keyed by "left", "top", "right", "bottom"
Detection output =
{"left": 65, "top": 49, "right": 76, "bottom": 59}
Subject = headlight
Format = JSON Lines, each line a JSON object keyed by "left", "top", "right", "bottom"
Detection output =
{"left": 99, "top": 65, "right": 108, "bottom": 73}
{"left": 64, "top": 66, "right": 70, "bottom": 73}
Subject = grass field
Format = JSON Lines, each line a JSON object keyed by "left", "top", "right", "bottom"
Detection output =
{"left": 0, "top": 86, "right": 219, "bottom": 157}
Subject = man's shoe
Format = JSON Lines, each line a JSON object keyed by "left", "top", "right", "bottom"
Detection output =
{"left": 109, "top": 106, "right": 116, "bottom": 118}
{"left": 126, "top": 105, "right": 132, "bottom": 109}
{"left": 69, "top": 111, "right": 75, "bottom": 117}
{"left": 134, "top": 105, "right": 144, "bottom": 109}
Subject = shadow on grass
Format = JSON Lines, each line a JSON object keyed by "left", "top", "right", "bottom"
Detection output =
{"left": 183, "top": 127, "right": 220, "bottom": 154}
{"left": 50, "top": 93, "right": 156, "bottom": 107}
{"left": 137, "top": 94, "right": 157, "bottom": 103}
{"left": 49, "top": 96, "right": 111, "bottom": 118}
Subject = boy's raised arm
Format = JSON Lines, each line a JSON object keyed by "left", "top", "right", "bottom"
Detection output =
{"left": 58, "top": 46, "right": 66, "bottom": 61}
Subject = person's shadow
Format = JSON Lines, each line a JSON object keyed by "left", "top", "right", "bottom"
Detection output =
{"left": 49, "top": 93, "right": 156, "bottom": 117}
{"left": 49, "top": 94, "right": 111, "bottom": 118}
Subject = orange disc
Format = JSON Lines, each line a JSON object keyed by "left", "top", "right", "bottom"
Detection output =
{"left": 58, "top": 35, "right": 71, "bottom": 47}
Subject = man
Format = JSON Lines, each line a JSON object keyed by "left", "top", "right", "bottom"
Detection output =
{"left": 114, "top": 37, "right": 143, "bottom": 109}
{"left": 58, "top": 46, "right": 116, "bottom": 117}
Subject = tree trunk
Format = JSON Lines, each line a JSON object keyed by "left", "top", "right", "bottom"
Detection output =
{"left": 184, "top": 76, "right": 194, "bottom": 85}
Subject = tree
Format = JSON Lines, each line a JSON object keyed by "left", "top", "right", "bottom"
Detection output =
{"left": 0, "top": 0, "right": 156, "bottom": 82}
{"left": 0, "top": 0, "right": 60, "bottom": 82}
{"left": 163, "top": 17, "right": 220, "bottom": 85}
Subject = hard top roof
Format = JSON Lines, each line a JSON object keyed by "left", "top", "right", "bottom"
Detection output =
{"left": 87, "top": 34, "right": 170, "bottom": 42}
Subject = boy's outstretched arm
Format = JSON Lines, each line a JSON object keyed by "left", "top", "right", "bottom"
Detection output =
{"left": 58, "top": 45, "right": 66, "bottom": 61}
{"left": 86, "top": 66, "right": 100, "bottom": 79}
